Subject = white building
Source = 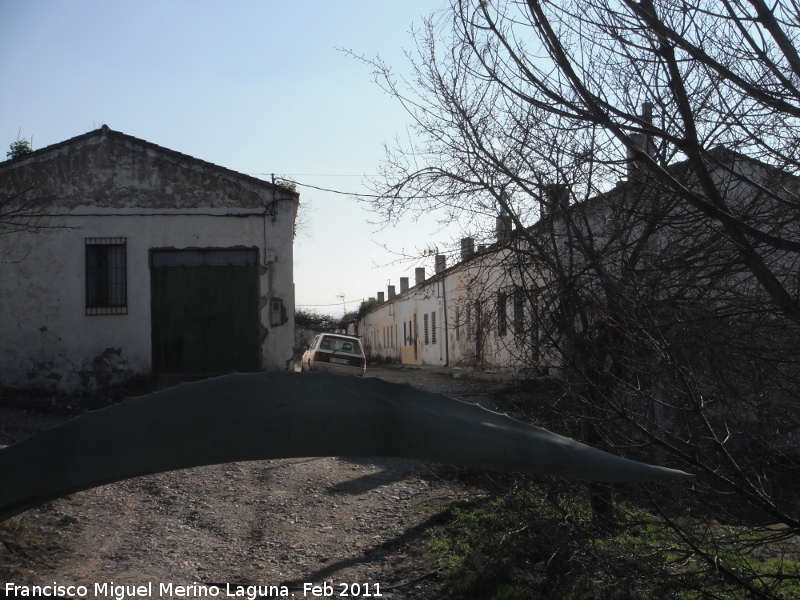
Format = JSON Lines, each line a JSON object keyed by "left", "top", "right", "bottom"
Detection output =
{"left": 356, "top": 145, "right": 798, "bottom": 378}
{"left": 358, "top": 228, "right": 555, "bottom": 375}
{"left": 0, "top": 126, "right": 298, "bottom": 390}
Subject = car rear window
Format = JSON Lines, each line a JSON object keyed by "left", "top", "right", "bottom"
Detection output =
{"left": 319, "top": 335, "right": 363, "bottom": 355}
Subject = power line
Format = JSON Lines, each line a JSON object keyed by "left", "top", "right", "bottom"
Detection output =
{"left": 258, "top": 173, "right": 376, "bottom": 177}
{"left": 290, "top": 181, "right": 385, "bottom": 197}
{"left": 246, "top": 173, "right": 385, "bottom": 198}
{"left": 252, "top": 174, "right": 467, "bottom": 200}
{"left": 297, "top": 299, "right": 363, "bottom": 307}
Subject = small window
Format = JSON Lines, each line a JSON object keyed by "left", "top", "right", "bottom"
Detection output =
{"left": 424, "top": 313, "right": 429, "bottom": 345}
{"left": 455, "top": 306, "right": 460, "bottom": 341}
{"left": 431, "top": 312, "right": 437, "bottom": 344}
{"left": 86, "top": 238, "right": 127, "bottom": 315}
{"left": 514, "top": 293, "right": 525, "bottom": 336}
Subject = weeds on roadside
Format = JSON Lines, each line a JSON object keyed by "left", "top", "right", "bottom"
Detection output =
{"left": 421, "top": 480, "right": 800, "bottom": 599}
{"left": 0, "top": 510, "right": 61, "bottom": 581}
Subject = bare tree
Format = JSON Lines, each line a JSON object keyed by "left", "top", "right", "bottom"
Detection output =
{"left": 1, "top": 144, "right": 60, "bottom": 255}
{"left": 0, "top": 184, "right": 55, "bottom": 239}
{"left": 359, "top": 0, "right": 800, "bottom": 596}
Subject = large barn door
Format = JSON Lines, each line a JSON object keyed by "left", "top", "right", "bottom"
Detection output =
{"left": 150, "top": 249, "right": 260, "bottom": 374}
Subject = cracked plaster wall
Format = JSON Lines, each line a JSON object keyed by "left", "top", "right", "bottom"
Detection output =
{"left": 0, "top": 128, "right": 297, "bottom": 391}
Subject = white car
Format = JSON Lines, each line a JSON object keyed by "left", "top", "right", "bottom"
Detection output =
{"left": 301, "top": 334, "right": 366, "bottom": 376}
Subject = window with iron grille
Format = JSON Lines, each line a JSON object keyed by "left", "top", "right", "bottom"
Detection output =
{"left": 455, "top": 306, "right": 460, "bottom": 341}
{"left": 431, "top": 312, "right": 436, "bottom": 344}
{"left": 86, "top": 238, "right": 127, "bottom": 315}
{"left": 424, "top": 313, "right": 429, "bottom": 345}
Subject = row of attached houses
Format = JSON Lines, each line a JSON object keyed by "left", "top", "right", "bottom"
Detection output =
{"left": 353, "top": 143, "right": 799, "bottom": 377}
{"left": 353, "top": 227, "right": 560, "bottom": 375}
{"left": 0, "top": 126, "right": 298, "bottom": 391}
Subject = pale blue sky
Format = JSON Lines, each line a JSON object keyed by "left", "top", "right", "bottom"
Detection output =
{"left": 0, "top": 0, "right": 456, "bottom": 316}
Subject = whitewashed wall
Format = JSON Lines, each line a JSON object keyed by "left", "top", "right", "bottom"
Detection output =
{"left": 359, "top": 240, "right": 565, "bottom": 375}
{"left": 0, "top": 210, "right": 295, "bottom": 390}
{"left": 360, "top": 277, "right": 446, "bottom": 366}
{"left": 0, "top": 127, "right": 297, "bottom": 390}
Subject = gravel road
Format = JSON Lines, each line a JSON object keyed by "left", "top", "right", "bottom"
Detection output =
{"left": 0, "top": 366, "right": 506, "bottom": 599}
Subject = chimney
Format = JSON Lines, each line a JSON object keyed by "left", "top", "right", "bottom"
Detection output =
{"left": 628, "top": 102, "right": 655, "bottom": 178}
{"left": 415, "top": 267, "right": 426, "bottom": 286}
{"left": 477, "top": 244, "right": 486, "bottom": 253}
{"left": 542, "top": 184, "right": 570, "bottom": 220}
{"left": 460, "top": 237, "right": 475, "bottom": 261}
{"left": 400, "top": 277, "right": 409, "bottom": 293}
{"left": 496, "top": 211, "right": 512, "bottom": 244}
{"left": 377, "top": 291, "right": 385, "bottom": 302}
{"left": 388, "top": 285, "right": 396, "bottom": 299}
{"left": 435, "top": 254, "right": 446, "bottom": 273}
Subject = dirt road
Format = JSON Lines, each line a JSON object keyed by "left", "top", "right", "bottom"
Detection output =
{"left": 0, "top": 366, "right": 505, "bottom": 598}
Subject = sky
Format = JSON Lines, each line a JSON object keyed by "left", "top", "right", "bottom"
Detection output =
{"left": 0, "top": 0, "right": 458, "bottom": 317}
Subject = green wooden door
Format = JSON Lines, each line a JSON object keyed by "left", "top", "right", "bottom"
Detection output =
{"left": 150, "top": 250, "right": 260, "bottom": 374}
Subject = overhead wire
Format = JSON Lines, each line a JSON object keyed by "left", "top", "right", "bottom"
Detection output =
{"left": 248, "top": 173, "right": 486, "bottom": 201}
{"left": 296, "top": 299, "right": 364, "bottom": 308}
{"left": 289, "top": 181, "right": 385, "bottom": 197}
{"left": 258, "top": 173, "right": 376, "bottom": 177}
{"left": 246, "top": 172, "right": 403, "bottom": 198}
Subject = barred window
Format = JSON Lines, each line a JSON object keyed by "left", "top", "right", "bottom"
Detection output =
{"left": 424, "top": 313, "right": 429, "bottom": 345}
{"left": 431, "top": 312, "right": 437, "bottom": 344}
{"left": 455, "top": 306, "right": 460, "bottom": 341}
{"left": 86, "top": 238, "right": 127, "bottom": 315}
